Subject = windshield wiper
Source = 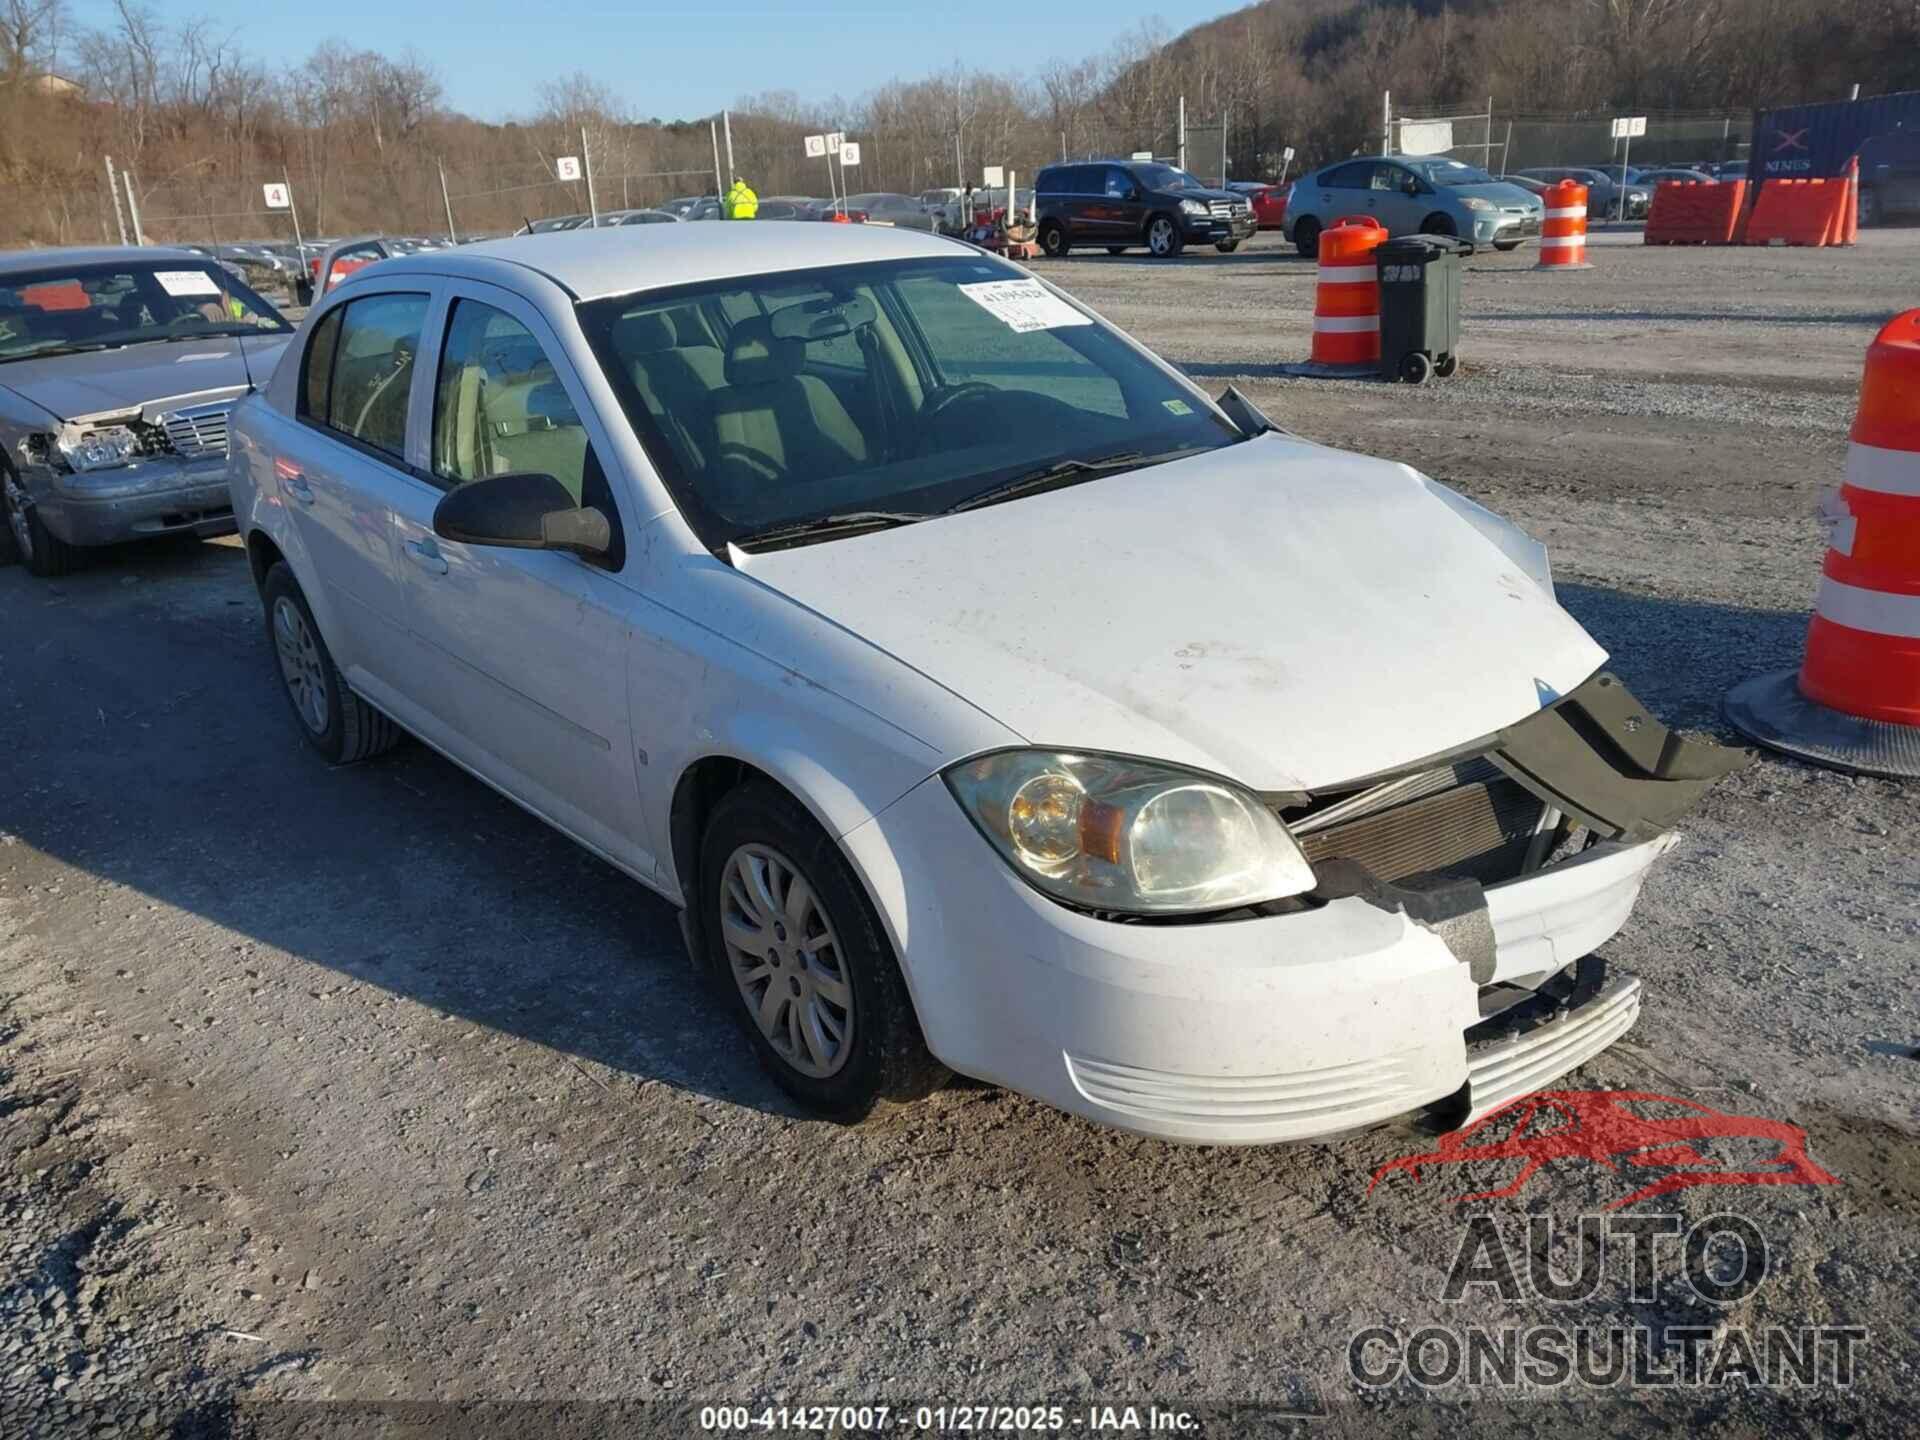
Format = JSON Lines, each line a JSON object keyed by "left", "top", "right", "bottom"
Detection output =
{"left": 730, "top": 510, "right": 933, "bottom": 551}
{"left": 948, "top": 448, "right": 1189, "bottom": 514}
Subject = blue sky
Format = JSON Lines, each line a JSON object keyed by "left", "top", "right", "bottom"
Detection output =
{"left": 72, "top": 0, "right": 1195, "bottom": 122}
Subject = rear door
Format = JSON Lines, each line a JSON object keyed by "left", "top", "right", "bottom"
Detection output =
{"left": 1313, "top": 162, "right": 1374, "bottom": 224}
{"left": 384, "top": 281, "right": 653, "bottom": 876}
{"left": 282, "top": 286, "right": 434, "bottom": 702}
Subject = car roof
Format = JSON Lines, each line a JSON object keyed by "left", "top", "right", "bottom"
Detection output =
{"left": 0, "top": 244, "right": 207, "bottom": 276}
{"left": 369, "top": 222, "right": 972, "bottom": 303}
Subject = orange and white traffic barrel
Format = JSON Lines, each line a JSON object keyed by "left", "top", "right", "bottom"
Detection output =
{"left": 1310, "top": 215, "right": 1387, "bottom": 368}
{"left": 1726, "top": 310, "right": 1920, "bottom": 776}
{"left": 1535, "top": 180, "right": 1592, "bottom": 272}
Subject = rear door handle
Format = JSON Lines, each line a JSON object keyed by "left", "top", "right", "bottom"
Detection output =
{"left": 404, "top": 537, "right": 448, "bottom": 576}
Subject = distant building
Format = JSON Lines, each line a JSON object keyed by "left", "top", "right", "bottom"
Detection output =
{"left": 25, "top": 73, "right": 84, "bottom": 98}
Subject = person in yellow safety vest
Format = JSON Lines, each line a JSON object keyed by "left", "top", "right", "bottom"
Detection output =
{"left": 725, "top": 178, "right": 759, "bottom": 220}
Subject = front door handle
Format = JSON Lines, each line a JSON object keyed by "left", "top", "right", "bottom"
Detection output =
{"left": 404, "top": 537, "right": 448, "bottom": 576}
{"left": 274, "top": 459, "right": 313, "bottom": 505}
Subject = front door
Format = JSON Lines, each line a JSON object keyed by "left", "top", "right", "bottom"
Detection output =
{"left": 385, "top": 283, "right": 653, "bottom": 878}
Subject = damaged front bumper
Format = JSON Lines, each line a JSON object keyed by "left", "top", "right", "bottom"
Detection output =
{"left": 22, "top": 453, "right": 237, "bottom": 547}
{"left": 843, "top": 672, "right": 1746, "bottom": 1145}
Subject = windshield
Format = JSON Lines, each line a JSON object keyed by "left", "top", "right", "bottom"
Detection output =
{"left": 1404, "top": 159, "right": 1497, "bottom": 187}
{"left": 0, "top": 261, "right": 288, "bottom": 363}
{"left": 1131, "top": 163, "right": 1206, "bottom": 192}
{"left": 579, "top": 255, "right": 1242, "bottom": 548}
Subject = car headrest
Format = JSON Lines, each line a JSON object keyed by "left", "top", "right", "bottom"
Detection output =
{"left": 724, "top": 315, "right": 802, "bottom": 387}
{"left": 614, "top": 310, "right": 677, "bottom": 355}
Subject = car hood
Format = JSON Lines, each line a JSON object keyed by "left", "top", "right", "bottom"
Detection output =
{"left": 1171, "top": 185, "right": 1246, "bottom": 205}
{"left": 741, "top": 434, "right": 1608, "bottom": 792}
{"left": 0, "top": 334, "right": 293, "bottom": 422}
{"left": 1456, "top": 182, "right": 1540, "bottom": 208}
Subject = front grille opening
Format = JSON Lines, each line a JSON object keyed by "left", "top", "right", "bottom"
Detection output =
{"left": 1280, "top": 756, "right": 1569, "bottom": 888}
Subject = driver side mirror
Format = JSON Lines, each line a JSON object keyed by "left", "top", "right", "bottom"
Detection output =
{"left": 433, "top": 472, "right": 612, "bottom": 560}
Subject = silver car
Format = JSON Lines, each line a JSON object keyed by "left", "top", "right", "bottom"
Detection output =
{"left": 1285, "top": 156, "right": 1543, "bottom": 256}
{"left": 0, "top": 247, "right": 293, "bottom": 576}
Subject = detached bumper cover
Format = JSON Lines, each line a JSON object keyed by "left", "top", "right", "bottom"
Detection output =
{"left": 29, "top": 455, "right": 236, "bottom": 546}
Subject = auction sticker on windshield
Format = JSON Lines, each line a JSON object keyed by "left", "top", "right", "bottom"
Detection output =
{"left": 154, "top": 270, "right": 222, "bottom": 297}
{"left": 959, "top": 278, "right": 1091, "bottom": 334}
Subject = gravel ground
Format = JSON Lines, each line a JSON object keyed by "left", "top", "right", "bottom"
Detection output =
{"left": 2, "top": 226, "right": 1916, "bottom": 1438}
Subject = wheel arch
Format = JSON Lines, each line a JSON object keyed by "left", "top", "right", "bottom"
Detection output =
{"left": 246, "top": 527, "right": 286, "bottom": 592}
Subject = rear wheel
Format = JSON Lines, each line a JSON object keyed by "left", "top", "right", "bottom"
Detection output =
{"left": 0, "top": 463, "right": 83, "bottom": 577}
{"left": 1293, "top": 216, "right": 1321, "bottom": 258}
{"left": 1434, "top": 353, "right": 1460, "bottom": 378}
{"left": 261, "top": 562, "right": 401, "bottom": 764}
{"left": 1038, "top": 220, "right": 1070, "bottom": 257}
{"left": 1858, "top": 187, "right": 1879, "bottom": 227}
{"left": 700, "top": 783, "right": 946, "bottom": 1119}
{"left": 1399, "top": 352, "right": 1434, "bottom": 385}
{"left": 1147, "top": 215, "right": 1184, "bottom": 258}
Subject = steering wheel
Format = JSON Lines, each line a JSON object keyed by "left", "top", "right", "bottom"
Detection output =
{"left": 919, "top": 382, "right": 999, "bottom": 425}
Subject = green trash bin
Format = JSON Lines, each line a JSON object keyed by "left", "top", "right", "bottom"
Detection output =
{"left": 1376, "top": 234, "right": 1466, "bottom": 383}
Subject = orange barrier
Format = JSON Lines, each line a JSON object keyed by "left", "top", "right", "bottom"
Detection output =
{"left": 1724, "top": 310, "right": 1920, "bottom": 777}
{"left": 1534, "top": 180, "right": 1590, "bottom": 271}
{"left": 1643, "top": 179, "right": 1746, "bottom": 245}
{"left": 1310, "top": 215, "right": 1387, "bottom": 368}
{"left": 1742, "top": 177, "right": 1851, "bottom": 246}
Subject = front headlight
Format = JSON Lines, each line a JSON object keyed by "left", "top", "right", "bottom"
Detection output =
{"left": 58, "top": 425, "right": 140, "bottom": 472}
{"left": 1460, "top": 196, "right": 1494, "bottom": 212}
{"left": 945, "top": 751, "right": 1317, "bottom": 915}
{"left": 1178, "top": 198, "right": 1208, "bottom": 216}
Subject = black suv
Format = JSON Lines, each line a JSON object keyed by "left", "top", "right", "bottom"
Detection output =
{"left": 1034, "top": 161, "right": 1257, "bottom": 258}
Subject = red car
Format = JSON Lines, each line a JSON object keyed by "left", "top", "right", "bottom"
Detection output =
{"left": 1228, "top": 182, "right": 1288, "bottom": 231}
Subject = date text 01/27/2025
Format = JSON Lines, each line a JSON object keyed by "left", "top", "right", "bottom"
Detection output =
{"left": 699, "top": 1405, "right": 1205, "bottom": 1433}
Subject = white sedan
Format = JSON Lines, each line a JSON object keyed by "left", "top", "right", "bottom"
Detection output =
{"left": 226, "top": 223, "right": 1743, "bottom": 1142}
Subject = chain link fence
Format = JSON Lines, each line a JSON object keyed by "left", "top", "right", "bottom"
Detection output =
{"left": 1390, "top": 101, "right": 1751, "bottom": 177}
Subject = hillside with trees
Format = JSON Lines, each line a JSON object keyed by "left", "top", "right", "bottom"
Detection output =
{"left": 2, "top": 0, "right": 1916, "bottom": 246}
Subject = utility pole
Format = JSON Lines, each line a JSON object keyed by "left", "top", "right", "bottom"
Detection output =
{"left": 437, "top": 159, "right": 458, "bottom": 243}
{"left": 283, "top": 166, "right": 305, "bottom": 252}
{"left": 123, "top": 171, "right": 146, "bottom": 245}
{"left": 1383, "top": 90, "right": 1393, "bottom": 155}
{"left": 105, "top": 156, "right": 130, "bottom": 245}
{"left": 581, "top": 125, "right": 599, "bottom": 225}
{"left": 723, "top": 109, "right": 736, "bottom": 186}
{"left": 1177, "top": 95, "right": 1186, "bottom": 171}
{"left": 709, "top": 121, "right": 725, "bottom": 209}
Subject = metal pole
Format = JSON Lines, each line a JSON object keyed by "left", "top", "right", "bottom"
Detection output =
{"left": 1278, "top": 152, "right": 1291, "bottom": 188}
{"left": 1500, "top": 120, "right": 1513, "bottom": 175}
{"left": 954, "top": 130, "right": 962, "bottom": 187}
{"left": 1383, "top": 91, "right": 1392, "bottom": 155}
{"left": 709, "top": 121, "right": 725, "bottom": 211}
{"left": 438, "top": 159, "right": 458, "bottom": 243}
{"left": 123, "top": 171, "right": 146, "bottom": 245}
{"left": 1848, "top": 83, "right": 1860, "bottom": 101}
{"left": 105, "top": 156, "right": 129, "bottom": 245}
{"left": 723, "top": 110, "right": 736, "bottom": 186}
{"left": 283, "top": 166, "right": 305, "bottom": 252}
{"left": 1177, "top": 95, "right": 1186, "bottom": 171}
{"left": 1222, "top": 106, "right": 1229, "bottom": 185}
{"left": 1618, "top": 133, "right": 1631, "bottom": 223}
{"left": 582, "top": 125, "right": 599, "bottom": 225}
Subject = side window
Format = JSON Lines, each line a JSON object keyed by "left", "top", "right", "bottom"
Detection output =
{"left": 299, "top": 308, "right": 342, "bottom": 423}
{"left": 432, "top": 298, "right": 591, "bottom": 504}
{"left": 1104, "top": 167, "right": 1135, "bottom": 199}
{"left": 1323, "top": 162, "right": 1371, "bottom": 189}
{"left": 321, "top": 293, "right": 428, "bottom": 459}
{"left": 1371, "top": 165, "right": 1404, "bottom": 191}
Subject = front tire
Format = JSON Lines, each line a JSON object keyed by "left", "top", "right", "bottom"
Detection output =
{"left": 1293, "top": 216, "right": 1321, "bottom": 258}
{"left": 261, "top": 562, "right": 401, "bottom": 764}
{"left": 1147, "top": 215, "right": 1184, "bottom": 258}
{"left": 1038, "top": 220, "right": 1070, "bottom": 257}
{"left": 1420, "top": 213, "right": 1458, "bottom": 238}
{"left": 700, "top": 782, "right": 946, "bottom": 1119}
{"left": 0, "top": 463, "right": 83, "bottom": 577}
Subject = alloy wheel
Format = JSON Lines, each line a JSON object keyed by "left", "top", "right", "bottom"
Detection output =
{"left": 2, "top": 473, "right": 32, "bottom": 562}
{"left": 719, "top": 843, "right": 854, "bottom": 1079}
{"left": 1149, "top": 218, "right": 1176, "bottom": 256}
{"left": 273, "top": 595, "right": 329, "bottom": 735}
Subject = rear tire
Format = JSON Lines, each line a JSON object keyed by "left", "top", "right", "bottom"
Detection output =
{"left": 1, "top": 462, "right": 84, "bottom": 577}
{"left": 1398, "top": 352, "right": 1434, "bottom": 385}
{"left": 1434, "top": 353, "right": 1460, "bottom": 378}
{"left": 1858, "top": 187, "right": 1879, "bottom": 227}
{"left": 699, "top": 782, "right": 947, "bottom": 1119}
{"left": 261, "top": 562, "right": 401, "bottom": 764}
{"left": 1293, "top": 216, "right": 1321, "bottom": 258}
{"left": 1038, "top": 221, "right": 1070, "bottom": 257}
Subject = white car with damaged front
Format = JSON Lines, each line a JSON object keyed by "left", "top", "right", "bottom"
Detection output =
{"left": 226, "top": 223, "right": 1743, "bottom": 1143}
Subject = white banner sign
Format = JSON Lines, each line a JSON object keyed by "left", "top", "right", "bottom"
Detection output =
{"left": 1611, "top": 116, "right": 1647, "bottom": 139}
{"left": 1130, "top": 151, "right": 1154, "bottom": 161}
{"left": 839, "top": 142, "right": 860, "bottom": 167}
{"left": 1396, "top": 119, "right": 1454, "bottom": 156}
{"left": 982, "top": 165, "right": 1004, "bottom": 187}
{"left": 556, "top": 155, "right": 582, "bottom": 181}
{"left": 804, "top": 134, "right": 827, "bottom": 158}
{"left": 262, "top": 182, "right": 291, "bottom": 210}
{"left": 1282, "top": 146, "right": 1296, "bottom": 161}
